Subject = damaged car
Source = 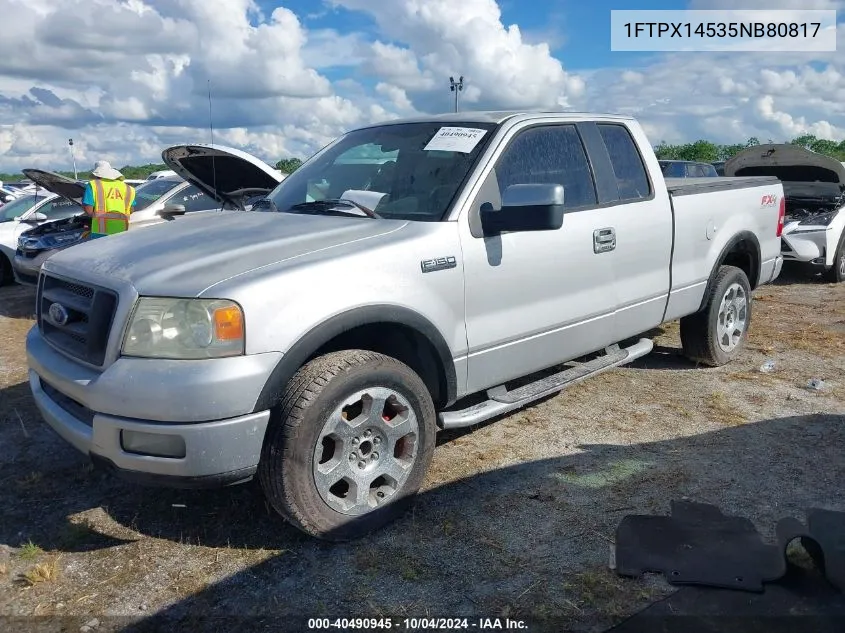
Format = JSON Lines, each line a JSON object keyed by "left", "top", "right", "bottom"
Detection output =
{"left": 725, "top": 144, "right": 845, "bottom": 283}
{"left": 13, "top": 144, "right": 284, "bottom": 286}
{"left": 0, "top": 185, "right": 84, "bottom": 285}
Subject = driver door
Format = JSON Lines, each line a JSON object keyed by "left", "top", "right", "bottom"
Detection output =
{"left": 458, "top": 123, "right": 619, "bottom": 394}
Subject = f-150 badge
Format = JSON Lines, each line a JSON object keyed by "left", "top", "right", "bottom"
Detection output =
{"left": 421, "top": 256, "right": 457, "bottom": 273}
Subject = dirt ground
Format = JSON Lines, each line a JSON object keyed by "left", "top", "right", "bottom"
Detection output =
{"left": 0, "top": 269, "right": 843, "bottom": 633}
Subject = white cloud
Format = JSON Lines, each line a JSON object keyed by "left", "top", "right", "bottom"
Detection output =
{"left": 330, "top": 0, "right": 585, "bottom": 109}
{"left": 0, "top": 0, "right": 842, "bottom": 173}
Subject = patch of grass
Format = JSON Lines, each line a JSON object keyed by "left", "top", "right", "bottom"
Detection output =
{"left": 19, "top": 558, "right": 59, "bottom": 586}
{"left": 399, "top": 559, "right": 422, "bottom": 581}
{"left": 563, "top": 568, "right": 643, "bottom": 619}
{"left": 786, "top": 540, "right": 817, "bottom": 570}
{"left": 16, "top": 471, "right": 43, "bottom": 489}
{"left": 707, "top": 391, "right": 746, "bottom": 426}
{"left": 17, "top": 541, "right": 43, "bottom": 561}
{"left": 664, "top": 403, "right": 693, "bottom": 418}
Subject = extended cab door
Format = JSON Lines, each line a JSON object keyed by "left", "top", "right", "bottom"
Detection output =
{"left": 585, "top": 122, "right": 674, "bottom": 342}
{"left": 458, "top": 122, "right": 620, "bottom": 394}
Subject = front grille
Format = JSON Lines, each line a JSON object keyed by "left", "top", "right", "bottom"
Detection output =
{"left": 37, "top": 273, "right": 118, "bottom": 366}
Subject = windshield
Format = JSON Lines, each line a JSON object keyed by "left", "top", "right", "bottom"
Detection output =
{"left": 0, "top": 194, "right": 43, "bottom": 222}
{"left": 133, "top": 179, "right": 183, "bottom": 211}
{"left": 263, "top": 122, "right": 497, "bottom": 221}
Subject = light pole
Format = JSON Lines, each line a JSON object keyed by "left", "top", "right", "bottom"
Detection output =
{"left": 449, "top": 76, "right": 464, "bottom": 113}
{"left": 68, "top": 138, "right": 78, "bottom": 180}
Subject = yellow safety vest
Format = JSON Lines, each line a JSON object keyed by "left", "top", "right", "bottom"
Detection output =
{"left": 91, "top": 179, "right": 134, "bottom": 236}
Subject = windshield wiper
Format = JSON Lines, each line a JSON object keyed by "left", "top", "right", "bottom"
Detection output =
{"left": 288, "top": 198, "right": 380, "bottom": 219}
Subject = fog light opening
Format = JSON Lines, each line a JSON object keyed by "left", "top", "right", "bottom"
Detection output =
{"left": 120, "top": 430, "right": 186, "bottom": 459}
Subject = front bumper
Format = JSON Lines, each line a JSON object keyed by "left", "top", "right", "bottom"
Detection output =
{"left": 781, "top": 227, "right": 836, "bottom": 266}
{"left": 13, "top": 248, "right": 52, "bottom": 286}
{"left": 26, "top": 326, "right": 281, "bottom": 486}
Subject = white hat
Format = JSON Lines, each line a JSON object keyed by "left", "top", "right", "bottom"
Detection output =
{"left": 91, "top": 160, "right": 124, "bottom": 180}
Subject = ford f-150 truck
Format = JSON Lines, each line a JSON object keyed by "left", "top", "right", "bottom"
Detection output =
{"left": 26, "top": 112, "right": 785, "bottom": 540}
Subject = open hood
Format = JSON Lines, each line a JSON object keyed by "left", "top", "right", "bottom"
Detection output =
{"left": 21, "top": 169, "right": 86, "bottom": 205}
{"left": 724, "top": 144, "right": 845, "bottom": 184}
{"left": 161, "top": 143, "right": 284, "bottom": 210}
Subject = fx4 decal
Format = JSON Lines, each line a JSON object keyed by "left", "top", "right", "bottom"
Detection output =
{"left": 760, "top": 194, "right": 778, "bottom": 207}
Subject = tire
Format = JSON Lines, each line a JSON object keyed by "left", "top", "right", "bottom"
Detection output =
{"left": 823, "top": 231, "right": 845, "bottom": 283}
{"left": 680, "top": 265, "right": 752, "bottom": 367}
{"left": 258, "top": 349, "right": 437, "bottom": 541}
{"left": 0, "top": 253, "right": 14, "bottom": 286}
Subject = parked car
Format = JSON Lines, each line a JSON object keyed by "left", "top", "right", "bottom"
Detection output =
{"left": 26, "top": 111, "right": 784, "bottom": 541}
{"left": 0, "top": 187, "right": 83, "bottom": 285}
{"left": 659, "top": 160, "right": 719, "bottom": 178}
{"left": 725, "top": 144, "right": 845, "bottom": 282}
{"left": 13, "top": 146, "right": 283, "bottom": 286}
{"left": 145, "top": 169, "right": 177, "bottom": 180}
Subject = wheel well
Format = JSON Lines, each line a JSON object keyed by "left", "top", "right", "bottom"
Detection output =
{"left": 306, "top": 323, "right": 448, "bottom": 408}
{"left": 721, "top": 238, "right": 760, "bottom": 289}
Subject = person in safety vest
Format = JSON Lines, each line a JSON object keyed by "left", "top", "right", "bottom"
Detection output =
{"left": 81, "top": 161, "right": 136, "bottom": 239}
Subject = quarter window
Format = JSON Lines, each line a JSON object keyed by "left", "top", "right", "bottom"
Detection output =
{"left": 597, "top": 124, "right": 651, "bottom": 200}
{"left": 495, "top": 125, "right": 597, "bottom": 209}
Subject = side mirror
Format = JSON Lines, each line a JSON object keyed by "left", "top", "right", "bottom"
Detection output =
{"left": 480, "top": 183, "right": 565, "bottom": 233}
{"left": 161, "top": 203, "right": 186, "bottom": 219}
{"left": 23, "top": 212, "right": 48, "bottom": 223}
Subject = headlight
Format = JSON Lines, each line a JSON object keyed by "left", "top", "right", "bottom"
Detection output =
{"left": 122, "top": 297, "right": 245, "bottom": 359}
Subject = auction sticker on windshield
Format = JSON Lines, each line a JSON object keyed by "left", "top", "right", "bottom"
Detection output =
{"left": 424, "top": 127, "right": 487, "bottom": 153}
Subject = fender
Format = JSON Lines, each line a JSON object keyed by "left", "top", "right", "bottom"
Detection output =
{"left": 253, "top": 305, "right": 459, "bottom": 413}
{"left": 697, "top": 231, "right": 762, "bottom": 312}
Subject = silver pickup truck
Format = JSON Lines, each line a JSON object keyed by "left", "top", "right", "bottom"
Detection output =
{"left": 26, "top": 111, "right": 784, "bottom": 540}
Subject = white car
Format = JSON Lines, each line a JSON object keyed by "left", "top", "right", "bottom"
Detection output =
{"left": 725, "top": 144, "right": 845, "bottom": 283}
{"left": 145, "top": 169, "right": 177, "bottom": 180}
{"left": 13, "top": 145, "right": 284, "bottom": 285}
{"left": 0, "top": 189, "right": 83, "bottom": 285}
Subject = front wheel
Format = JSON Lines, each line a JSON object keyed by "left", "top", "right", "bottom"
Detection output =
{"left": 259, "top": 350, "right": 436, "bottom": 541}
{"left": 823, "top": 231, "right": 845, "bottom": 283}
{"left": 680, "top": 265, "right": 752, "bottom": 367}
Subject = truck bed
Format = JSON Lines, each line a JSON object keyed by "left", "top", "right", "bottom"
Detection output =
{"left": 665, "top": 176, "right": 781, "bottom": 197}
{"left": 662, "top": 175, "right": 784, "bottom": 324}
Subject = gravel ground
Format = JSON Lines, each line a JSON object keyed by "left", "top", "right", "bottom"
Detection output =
{"left": 0, "top": 269, "right": 843, "bottom": 633}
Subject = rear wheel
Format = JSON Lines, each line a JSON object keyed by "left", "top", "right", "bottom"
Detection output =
{"left": 823, "top": 231, "right": 845, "bottom": 283}
{"left": 680, "top": 265, "right": 752, "bottom": 367}
{"left": 259, "top": 350, "right": 436, "bottom": 541}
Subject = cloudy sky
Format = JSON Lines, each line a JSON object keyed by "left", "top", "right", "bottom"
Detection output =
{"left": 0, "top": 0, "right": 842, "bottom": 172}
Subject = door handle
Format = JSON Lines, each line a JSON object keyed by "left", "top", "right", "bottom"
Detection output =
{"left": 593, "top": 227, "right": 616, "bottom": 253}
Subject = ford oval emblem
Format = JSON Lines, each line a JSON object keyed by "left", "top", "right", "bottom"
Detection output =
{"left": 48, "top": 302, "right": 70, "bottom": 326}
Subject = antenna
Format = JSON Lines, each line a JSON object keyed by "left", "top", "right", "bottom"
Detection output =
{"left": 207, "top": 79, "right": 220, "bottom": 210}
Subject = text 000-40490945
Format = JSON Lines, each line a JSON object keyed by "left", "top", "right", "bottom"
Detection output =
{"left": 609, "top": 9, "right": 837, "bottom": 52}
{"left": 306, "top": 617, "right": 530, "bottom": 630}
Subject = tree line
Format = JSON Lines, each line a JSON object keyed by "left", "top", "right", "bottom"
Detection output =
{"left": 654, "top": 134, "right": 845, "bottom": 162}
{"left": 1, "top": 134, "right": 843, "bottom": 183}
